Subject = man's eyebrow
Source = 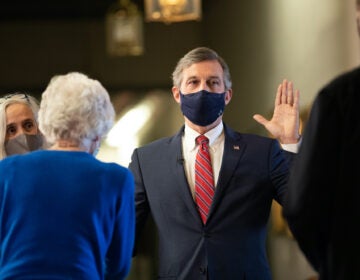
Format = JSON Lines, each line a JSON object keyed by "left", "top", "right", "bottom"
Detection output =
{"left": 185, "top": 75, "right": 198, "bottom": 80}
{"left": 209, "top": 76, "right": 221, "bottom": 79}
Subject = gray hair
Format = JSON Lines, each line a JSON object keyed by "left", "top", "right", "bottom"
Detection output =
{"left": 0, "top": 92, "right": 40, "bottom": 159}
{"left": 172, "top": 47, "right": 232, "bottom": 90}
{"left": 39, "top": 72, "right": 115, "bottom": 148}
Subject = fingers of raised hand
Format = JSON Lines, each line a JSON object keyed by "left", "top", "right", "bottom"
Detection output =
{"left": 276, "top": 79, "right": 299, "bottom": 107}
{"left": 275, "top": 84, "right": 282, "bottom": 106}
{"left": 287, "top": 80, "right": 294, "bottom": 105}
{"left": 281, "top": 79, "right": 288, "bottom": 104}
{"left": 280, "top": 79, "right": 298, "bottom": 106}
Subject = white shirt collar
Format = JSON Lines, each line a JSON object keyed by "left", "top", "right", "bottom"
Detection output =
{"left": 184, "top": 122, "right": 224, "bottom": 150}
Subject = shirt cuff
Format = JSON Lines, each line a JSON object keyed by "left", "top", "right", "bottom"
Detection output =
{"left": 280, "top": 137, "right": 302, "bottom": 153}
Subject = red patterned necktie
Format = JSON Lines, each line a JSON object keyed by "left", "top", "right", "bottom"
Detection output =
{"left": 195, "top": 135, "right": 215, "bottom": 224}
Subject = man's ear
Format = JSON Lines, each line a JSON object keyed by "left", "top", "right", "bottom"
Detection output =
{"left": 225, "top": 89, "right": 233, "bottom": 105}
{"left": 172, "top": 86, "right": 181, "bottom": 104}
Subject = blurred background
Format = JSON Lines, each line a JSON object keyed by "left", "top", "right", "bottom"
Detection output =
{"left": 1, "top": 0, "right": 358, "bottom": 279}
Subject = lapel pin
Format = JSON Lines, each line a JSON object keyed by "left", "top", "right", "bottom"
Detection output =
{"left": 233, "top": 145, "right": 240, "bottom": 150}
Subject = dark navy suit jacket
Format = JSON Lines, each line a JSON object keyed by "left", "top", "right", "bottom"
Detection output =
{"left": 129, "top": 123, "right": 295, "bottom": 280}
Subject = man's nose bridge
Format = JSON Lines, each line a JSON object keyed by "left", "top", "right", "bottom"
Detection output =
{"left": 200, "top": 80, "right": 209, "bottom": 90}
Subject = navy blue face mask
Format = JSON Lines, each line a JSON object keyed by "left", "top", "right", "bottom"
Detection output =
{"left": 180, "top": 90, "right": 226, "bottom": 126}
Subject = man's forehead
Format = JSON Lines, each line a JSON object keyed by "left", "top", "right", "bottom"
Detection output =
{"left": 183, "top": 61, "right": 223, "bottom": 75}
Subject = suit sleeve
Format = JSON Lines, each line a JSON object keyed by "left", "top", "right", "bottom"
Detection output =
{"left": 270, "top": 139, "right": 295, "bottom": 206}
{"left": 128, "top": 148, "right": 151, "bottom": 257}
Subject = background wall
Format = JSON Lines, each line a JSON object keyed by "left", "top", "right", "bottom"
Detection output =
{"left": 205, "top": 0, "right": 359, "bottom": 134}
{"left": 1, "top": 0, "right": 358, "bottom": 135}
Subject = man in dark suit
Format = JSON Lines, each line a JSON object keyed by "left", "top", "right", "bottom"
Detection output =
{"left": 129, "top": 46, "right": 301, "bottom": 279}
{"left": 283, "top": 2, "right": 360, "bottom": 279}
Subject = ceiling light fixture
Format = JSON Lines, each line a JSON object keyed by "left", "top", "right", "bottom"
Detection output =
{"left": 106, "top": 0, "right": 144, "bottom": 56}
{"left": 144, "top": 0, "right": 201, "bottom": 23}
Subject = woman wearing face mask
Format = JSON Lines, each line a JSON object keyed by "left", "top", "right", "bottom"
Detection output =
{"left": 0, "top": 92, "right": 44, "bottom": 159}
{"left": 0, "top": 72, "right": 135, "bottom": 279}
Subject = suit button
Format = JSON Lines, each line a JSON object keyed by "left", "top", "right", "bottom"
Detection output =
{"left": 199, "top": 266, "right": 207, "bottom": 274}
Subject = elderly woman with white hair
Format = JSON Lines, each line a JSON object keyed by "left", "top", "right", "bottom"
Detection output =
{"left": 0, "top": 92, "right": 44, "bottom": 159}
{"left": 0, "top": 72, "right": 135, "bottom": 280}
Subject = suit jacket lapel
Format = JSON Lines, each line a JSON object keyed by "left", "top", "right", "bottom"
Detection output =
{"left": 209, "top": 125, "right": 246, "bottom": 218}
{"left": 169, "top": 126, "right": 203, "bottom": 224}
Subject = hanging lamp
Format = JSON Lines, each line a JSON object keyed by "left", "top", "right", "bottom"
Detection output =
{"left": 144, "top": 0, "right": 201, "bottom": 23}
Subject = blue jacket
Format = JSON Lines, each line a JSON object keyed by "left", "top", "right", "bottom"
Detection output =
{"left": 0, "top": 150, "right": 135, "bottom": 280}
